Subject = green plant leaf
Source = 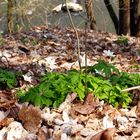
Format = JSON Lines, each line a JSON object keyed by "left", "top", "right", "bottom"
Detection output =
{"left": 18, "top": 60, "right": 139, "bottom": 108}
{"left": 85, "top": 60, "right": 119, "bottom": 78}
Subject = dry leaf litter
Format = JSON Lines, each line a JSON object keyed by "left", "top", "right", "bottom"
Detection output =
{"left": 0, "top": 27, "right": 140, "bottom": 140}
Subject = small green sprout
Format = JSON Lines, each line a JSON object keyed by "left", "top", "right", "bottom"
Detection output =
{"left": 117, "top": 35, "right": 128, "bottom": 46}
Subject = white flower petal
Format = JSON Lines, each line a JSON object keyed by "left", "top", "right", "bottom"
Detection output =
{"left": 103, "top": 50, "right": 115, "bottom": 57}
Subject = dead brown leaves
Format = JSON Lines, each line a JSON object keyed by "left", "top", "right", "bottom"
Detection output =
{"left": 72, "top": 94, "right": 99, "bottom": 115}
{"left": 0, "top": 91, "right": 16, "bottom": 109}
{"left": 37, "top": 126, "right": 49, "bottom": 140}
{"left": 90, "top": 128, "right": 116, "bottom": 140}
{"left": 0, "top": 27, "right": 140, "bottom": 139}
{"left": 0, "top": 117, "right": 14, "bottom": 129}
{"left": 136, "top": 101, "right": 140, "bottom": 120}
{"left": 18, "top": 103, "right": 42, "bottom": 133}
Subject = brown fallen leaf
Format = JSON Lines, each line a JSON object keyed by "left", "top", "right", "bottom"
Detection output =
{"left": 0, "top": 117, "right": 14, "bottom": 129}
{"left": 102, "top": 105, "right": 120, "bottom": 119}
{"left": 72, "top": 94, "right": 99, "bottom": 115}
{"left": 84, "top": 93, "right": 99, "bottom": 106}
{"left": 0, "top": 100, "right": 16, "bottom": 109}
{"left": 136, "top": 101, "right": 140, "bottom": 121}
{"left": 74, "top": 104, "right": 95, "bottom": 115}
{"left": 90, "top": 128, "right": 116, "bottom": 140}
{"left": 18, "top": 103, "right": 42, "bottom": 133}
{"left": 0, "top": 91, "right": 16, "bottom": 109}
{"left": 37, "top": 126, "right": 49, "bottom": 140}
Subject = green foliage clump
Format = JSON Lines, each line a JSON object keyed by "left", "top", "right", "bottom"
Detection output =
{"left": 18, "top": 60, "right": 139, "bottom": 108}
{"left": 110, "top": 72, "right": 140, "bottom": 88}
{"left": 0, "top": 36, "right": 5, "bottom": 46}
{"left": 17, "top": 60, "right": 140, "bottom": 108}
{"left": 0, "top": 68, "right": 20, "bottom": 89}
{"left": 117, "top": 35, "right": 128, "bottom": 46}
{"left": 20, "top": 36, "right": 38, "bottom": 46}
{"left": 18, "top": 72, "right": 68, "bottom": 108}
{"left": 19, "top": 71, "right": 85, "bottom": 108}
{"left": 84, "top": 60, "right": 119, "bottom": 78}
{"left": 86, "top": 60, "right": 140, "bottom": 88}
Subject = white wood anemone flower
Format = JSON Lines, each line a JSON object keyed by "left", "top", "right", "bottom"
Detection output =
{"left": 103, "top": 50, "right": 116, "bottom": 58}
{"left": 23, "top": 74, "right": 32, "bottom": 83}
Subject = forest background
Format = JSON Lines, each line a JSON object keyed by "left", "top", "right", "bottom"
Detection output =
{"left": 0, "top": 0, "right": 140, "bottom": 36}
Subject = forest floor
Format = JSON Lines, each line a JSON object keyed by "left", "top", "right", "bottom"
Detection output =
{"left": 0, "top": 26, "right": 140, "bottom": 140}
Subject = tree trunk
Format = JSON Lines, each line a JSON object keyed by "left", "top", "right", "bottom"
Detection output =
{"left": 104, "top": 0, "right": 119, "bottom": 34}
{"left": 85, "top": 0, "right": 96, "bottom": 30}
{"left": 7, "top": 0, "right": 14, "bottom": 33}
{"left": 119, "top": 0, "right": 130, "bottom": 35}
{"left": 130, "top": 0, "right": 139, "bottom": 36}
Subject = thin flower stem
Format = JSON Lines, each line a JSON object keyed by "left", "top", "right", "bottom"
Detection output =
{"left": 64, "top": 0, "right": 81, "bottom": 70}
{"left": 84, "top": 22, "right": 88, "bottom": 95}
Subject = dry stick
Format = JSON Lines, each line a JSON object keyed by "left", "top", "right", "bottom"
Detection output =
{"left": 64, "top": 0, "right": 81, "bottom": 70}
{"left": 84, "top": 22, "right": 88, "bottom": 95}
{"left": 117, "top": 128, "right": 129, "bottom": 140}
{"left": 121, "top": 85, "right": 140, "bottom": 92}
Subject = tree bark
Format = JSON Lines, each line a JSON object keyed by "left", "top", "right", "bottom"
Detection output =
{"left": 85, "top": 0, "right": 96, "bottom": 30}
{"left": 130, "top": 0, "right": 139, "bottom": 36}
{"left": 7, "top": 0, "right": 14, "bottom": 33}
{"left": 104, "top": 0, "right": 119, "bottom": 34}
{"left": 119, "top": 0, "right": 130, "bottom": 35}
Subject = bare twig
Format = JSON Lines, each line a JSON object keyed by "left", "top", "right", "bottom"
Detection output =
{"left": 84, "top": 22, "right": 88, "bottom": 95}
{"left": 64, "top": 0, "right": 81, "bottom": 70}
{"left": 117, "top": 128, "right": 129, "bottom": 140}
{"left": 121, "top": 85, "right": 140, "bottom": 92}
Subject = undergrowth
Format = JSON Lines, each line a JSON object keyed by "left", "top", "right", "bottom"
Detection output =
{"left": 0, "top": 68, "right": 21, "bottom": 89}
{"left": 18, "top": 60, "right": 140, "bottom": 108}
{"left": 117, "top": 35, "right": 128, "bottom": 46}
{"left": 0, "top": 35, "right": 5, "bottom": 46}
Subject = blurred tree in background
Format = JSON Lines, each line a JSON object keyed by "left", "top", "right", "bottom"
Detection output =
{"left": 3, "top": 0, "right": 140, "bottom": 36}
{"left": 130, "top": 0, "right": 139, "bottom": 36}
{"left": 103, "top": 0, "right": 140, "bottom": 35}
{"left": 85, "top": 0, "right": 96, "bottom": 30}
{"left": 6, "top": 0, "right": 48, "bottom": 33}
{"left": 7, "top": 0, "right": 14, "bottom": 33}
